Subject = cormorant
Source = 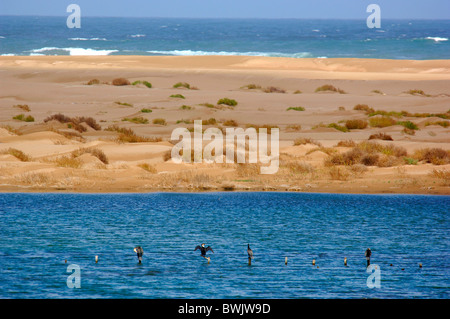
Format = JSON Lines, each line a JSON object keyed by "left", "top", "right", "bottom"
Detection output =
{"left": 194, "top": 243, "right": 214, "bottom": 259}
{"left": 365, "top": 248, "right": 371, "bottom": 267}
{"left": 247, "top": 244, "right": 254, "bottom": 260}
{"left": 134, "top": 246, "right": 144, "bottom": 264}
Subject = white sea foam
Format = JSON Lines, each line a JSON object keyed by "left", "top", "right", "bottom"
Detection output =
{"left": 31, "top": 47, "right": 118, "bottom": 56}
{"left": 425, "top": 37, "right": 448, "bottom": 42}
{"left": 130, "top": 34, "right": 146, "bottom": 38}
{"left": 146, "top": 49, "right": 313, "bottom": 58}
{"left": 68, "top": 37, "right": 107, "bottom": 41}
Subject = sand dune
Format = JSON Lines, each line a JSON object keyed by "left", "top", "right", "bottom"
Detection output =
{"left": 0, "top": 56, "right": 449, "bottom": 194}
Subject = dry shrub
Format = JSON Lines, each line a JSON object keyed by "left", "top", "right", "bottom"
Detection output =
{"left": 44, "top": 114, "right": 101, "bottom": 132}
{"left": 402, "top": 127, "right": 415, "bottom": 135}
{"left": 55, "top": 156, "right": 82, "bottom": 168}
{"left": 345, "top": 119, "right": 368, "bottom": 130}
{"left": 223, "top": 120, "right": 238, "bottom": 127}
{"left": 294, "top": 138, "right": 322, "bottom": 147}
{"left": 286, "top": 124, "right": 302, "bottom": 131}
{"left": 138, "top": 163, "right": 157, "bottom": 173}
{"left": 13, "top": 104, "right": 30, "bottom": 112}
{"left": 105, "top": 125, "right": 161, "bottom": 143}
{"left": 376, "top": 155, "right": 402, "bottom": 167}
{"left": 360, "top": 154, "right": 379, "bottom": 166}
{"left": 153, "top": 118, "right": 167, "bottom": 126}
{"left": 112, "top": 78, "right": 130, "bottom": 86}
{"left": 263, "top": 86, "right": 286, "bottom": 93}
{"left": 336, "top": 140, "right": 356, "bottom": 147}
{"left": 326, "top": 141, "right": 407, "bottom": 167}
{"left": 414, "top": 148, "right": 450, "bottom": 165}
{"left": 1, "top": 148, "right": 32, "bottom": 162}
{"left": 328, "top": 167, "right": 349, "bottom": 180}
{"left": 349, "top": 164, "right": 368, "bottom": 177}
{"left": 353, "top": 104, "right": 374, "bottom": 113}
{"left": 236, "top": 163, "right": 261, "bottom": 177}
{"left": 72, "top": 147, "right": 109, "bottom": 164}
{"left": 369, "top": 132, "right": 393, "bottom": 141}
{"left": 369, "top": 116, "right": 397, "bottom": 128}
{"left": 284, "top": 161, "right": 316, "bottom": 174}
{"left": 315, "top": 84, "right": 347, "bottom": 94}
{"left": 87, "top": 79, "right": 100, "bottom": 85}
{"left": 14, "top": 172, "right": 51, "bottom": 185}
{"left": 429, "top": 169, "right": 450, "bottom": 185}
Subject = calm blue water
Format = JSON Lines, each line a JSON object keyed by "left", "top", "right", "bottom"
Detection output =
{"left": 0, "top": 16, "right": 449, "bottom": 59}
{"left": 0, "top": 192, "right": 448, "bottom": 299}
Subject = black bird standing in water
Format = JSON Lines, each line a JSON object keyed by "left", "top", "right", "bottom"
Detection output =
{"left": 134, "top": 246, "right": 144, "bottom": 264}
{"left": 365, "top": 248, "right": 372, "bottom": 267}
{"left": 247, "top": 244, "right": 254, "bottom": 260}
{"left": 194, "top": 243, "right": 214, "bottom": 262}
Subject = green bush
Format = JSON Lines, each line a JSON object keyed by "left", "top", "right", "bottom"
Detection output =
{"left": 217, "top": 98, "right": 238, "bottom": 106}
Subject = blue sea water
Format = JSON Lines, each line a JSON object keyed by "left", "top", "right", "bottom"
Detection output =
{"left": 0, "top": 192, "right": 448, "bottom": 299}
{"left": 0, "top": 16, "right": 449, "bottom": 59}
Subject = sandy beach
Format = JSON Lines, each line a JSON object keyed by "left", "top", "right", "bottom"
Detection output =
{"left": 0, "top": 55, "right": 449, "bottom": 194}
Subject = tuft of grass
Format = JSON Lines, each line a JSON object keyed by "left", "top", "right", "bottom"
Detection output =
{"left": 241, "top": 84, "right": 262, "bottom": 90}
{"left": 328, "top": 167, "right": 350, "bottom": 181}
{"left": 429, "top": 168, "right": 450, "bottom": 185}
{"left": 345, "top": 119, "right": 368, "bottom": 130}
{"left": 180, "top": 105, "right": 193, "bottom": 110}
{"left": 176, "top": 119, "right": 193, "bottom": 124}
{"left": 170, "top": 94, "right": 185, "bottom": 99}
{"left": 371, "top": 89, "right": 384, "bottom": 95}
{"left": 105, "top": 125, "right": 161, "bottom": 143}
{"left": 72, "top": 147, "right": 109, "bottom": 164}
{"left": 0, "top": 148, "right": 32, "bottom": 162}
{"left": 13, "top": 104, "right": 30, "bottom": 112}
{"left": 112, "top": 78, "right": 130, "bottom": 86}
{"left": 413, "top": 148, "right": 450, "bottom": 165}
{"left": 369, "top": 132, "right": 393, "bottom": 141}
{"left": 368, "top": 110, "right": 404, "bottom": 118}
{"left": 315, "top": 84, "right": 347, "bottom": 94}
{"left": 152, "top": 118, "right": 167, "bottom": 126}
{"left": 403, "top": 157, "right": 418, "bottom": 165}
{"left": 424, "top": 120, "right": 449, "bottom": 128}
{"left": 13, "top": 114, "right": 34, "bottom": 122}
{"left": 293, "top": 90, "right": 302, "bottom": 94}
{"left": 132, "top": 80, "right": 152, "bottom": 88}
{"left": 405, "top": 89, "right": 431, "bottom": 97}
{"left": 245, "top": 124, "right": 279, "bottom": 134}
{"left": 328, "top": 123, "right": 349, "bottom": 132}
{"left": 173, "top": 82, "right": 191, "bottom": 89}
{"left": 287, "top": 106, "right": 305, "bottom": 112}
{"left": 87, "top": 79, "right": 100, "bottom": 85}
{"left": 369, "top": 116, "right": 397, "bottom": 128}
{"left": 286, "top": 124, "right": 302, "bottom": 131}
{"left": 336, "top": 140, "right": 356, "bottom": 147}
{"left": 223, "top": 119, "right": 238, "bottom": 127}
{"left": 263, "top": 86, "right": 286, "bottom": 93}
{"left": 140, "top": 108, "right": 153, "bottom": 113}
{"left": 397, "top": 120, "right": 419, "bottom": 130}
{"left": 55, "top": 156, "right": 82, "bottom": 168}
{"left": 353, "top": 104, "right": 374, "bottom": 113}
{"left": 122, "top": 117, "right": 149, "bottom": 124}
{"left": 115, "top": 101, "right": 133, "bottom": 107}
{"left": 202, "top": 118, "right": 217, "bottom": 125}
{"left": 325, "top": 141, "right": 407, "bottom": 168}
{"left": 294, "top": 138, "right": 322, "bottom": 147}
{"left": 217, "top": 98, "right": 238, "bottom": 106}
{"left": 199, "top": 102, "right": 215, "bottom": 108}
{"left": 138, "top": 163, "right": 157, "bottom": 173}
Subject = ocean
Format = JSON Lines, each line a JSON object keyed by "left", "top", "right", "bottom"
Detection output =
{"left": 0, "top": 192, "right": 448, "bottom": 299}
{"left": 0, "top": 16, "right": 449, "bottom": 59}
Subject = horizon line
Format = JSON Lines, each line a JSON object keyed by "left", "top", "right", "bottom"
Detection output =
{"left": 0, "top": 14, "right": 449, "bottom": 20}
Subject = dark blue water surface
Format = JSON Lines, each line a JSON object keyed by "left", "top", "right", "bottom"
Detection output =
{"left": 0, "top": 192, "right": 448, "bottom": 299}
{"left": 0, "top": 16, "right": 449, "bottom": 59}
